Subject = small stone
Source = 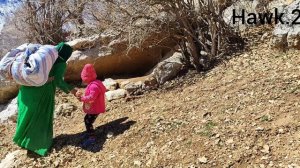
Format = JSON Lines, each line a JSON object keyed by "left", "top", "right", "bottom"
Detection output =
{"left": 146, "top": 159, "right": 152, "bottom": 167}
{"left": 201, "top": 119, "right": 207, "bottom": 123}
{"left": 226, "top": 138, "right": 234, "bottom": 144}
{"left": 109, "top": 154, "right": 115, "bottom": 159}
{"left": 107, "top": 132, "right": 114, "bottom": 138}
{"left": 278, "top": 128, "right": 285, "bottom": 134}
{"left": 215, "top": 139, "right": 220, "bottom": 145}
{"left": 261, "top": 145, "right": 270, "bottom": 154}
{"left": 269, "top": 161, "right": 274, "bottom": 167}
{"left": 261, "top": 32, "right": 269, "bottom": 41}
{"left": 203, "top": 112, "right": 212, "bottom": 118}
{"left": 198, "top": 156, "right": 208, "bottom": 164}
{"left": 291, "top": 164, "right": 300, "bottom": 167}
{"left": 134, "top": 160, "right": 142, "bottom": 166}
{"left": 103, "top": 78, "right": 118, "bottom": 91}
{"left": 146, "top": 141, "right": 154, "bottom": 148}
{"left": 256, "top": 127, "right": 264, "bottom": 131}
{"left": 176, "top": 136, "right": 184, "bottom": 142}
{"left": 54, "top": 160, "right": 60, "bottom": 167}
{"left": 260, "top": 164, "right": 265, "bottom": 168}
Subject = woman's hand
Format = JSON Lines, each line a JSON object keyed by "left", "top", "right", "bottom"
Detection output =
{"left": 70, "top": 88, "right": 83, "bottom": 101}
{"left": 70, "top": 88, "right": 78, "bottom": 96}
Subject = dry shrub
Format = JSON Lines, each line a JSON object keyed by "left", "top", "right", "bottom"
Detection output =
{"left": 87, "top": 0, "right": 245, "bottom": 71}
{"left": 15, "top": 0, "right": 245, "bottom": 71}
{"left": 14, "top": 0, "right": 87, "bottom": 44}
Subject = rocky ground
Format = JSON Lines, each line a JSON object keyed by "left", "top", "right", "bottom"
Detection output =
{"left": 0, "top": 27, "right": 300, "bottom": 167}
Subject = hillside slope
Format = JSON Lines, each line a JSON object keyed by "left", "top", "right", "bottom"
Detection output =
{"left": 0, "top": 28, "right": 300, "bottom": 167}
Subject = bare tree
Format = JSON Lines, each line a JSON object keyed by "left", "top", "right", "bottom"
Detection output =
{"left": 14, "top": 0, "right": 88, "bottom": 44}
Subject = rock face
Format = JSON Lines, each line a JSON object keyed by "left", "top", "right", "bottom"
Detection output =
{"left": 65, "top": 31, "right": 175, "bottom": 81}
{"left": 272, "top": 0, "right": 300, "bottom": 49}
{"left": 67, "top": 35, "right": 100, "bottom": 50}
{"left": 0, "top": 80, "right": 19, "bottom": 104}
{"left": 150, "top": 52, "right": 184, "bottom": 85}
{"left": 0, "top": 16, "right": 26, "bottom": 103}
{"left": 0, "top": 14, "right": 27, "bottom": 58}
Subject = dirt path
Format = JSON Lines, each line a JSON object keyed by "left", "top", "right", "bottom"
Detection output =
{"left": 0, "top": 29, "right": 300, "bottom": 167}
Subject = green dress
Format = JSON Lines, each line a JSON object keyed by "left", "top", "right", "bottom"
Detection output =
{"left": 13, "top": 62, "right": 74, "bottom": 156}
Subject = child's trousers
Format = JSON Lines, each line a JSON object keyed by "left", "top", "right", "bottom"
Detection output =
{"left": 84, "top": 114, "right": 98, "bottom": 135}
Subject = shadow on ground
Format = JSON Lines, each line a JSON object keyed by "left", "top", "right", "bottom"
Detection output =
{"left": 53, "top": 117, "right": 136, "bottom": 153}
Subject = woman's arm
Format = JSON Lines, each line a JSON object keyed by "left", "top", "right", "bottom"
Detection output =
{"left": 53, "top": 63, "right": 75, "bottom": 94}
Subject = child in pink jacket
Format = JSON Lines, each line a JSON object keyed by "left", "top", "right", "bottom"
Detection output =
{"left": 77, "top": 64, "right": 106, "bottom": 147}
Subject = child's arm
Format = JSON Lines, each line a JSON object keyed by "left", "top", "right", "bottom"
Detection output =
{"left": 81, "top": 84, "right": 100, "bottom": 103}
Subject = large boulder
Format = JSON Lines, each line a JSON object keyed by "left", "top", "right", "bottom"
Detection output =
{"left": 0, "top": 80, "right": 18, "bottom": 104}
{"left": 105, "top": 89, "right": 127, "bottom": 101}
{"left": 65, "top": 30, "right": 175, "bottom": 81}
{"left": 117, "top": 74, "right": 158, "bottom": 95}
{"left": 103, "top": 78, "right": 118, "bottom": 91}
{"left": 150, "top": 51, "right": 185, "bottom": 85}
{"left": 272, "top": 0, "right": 300, "bottom": 49}
{"left": 223, "top": 0, "right": 263, "bottom": 30}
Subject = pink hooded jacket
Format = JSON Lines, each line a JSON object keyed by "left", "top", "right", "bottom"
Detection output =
{"left": 80, "top": 64, "right": 106, "bottom": 114}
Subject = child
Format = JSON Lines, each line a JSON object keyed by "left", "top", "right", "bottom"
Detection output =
{"left": 77, "top": 64, "right": 106, "bottom": 147}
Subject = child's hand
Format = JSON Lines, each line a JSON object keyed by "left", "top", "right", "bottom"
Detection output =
{"left": 75, "top": 90, "right": 83, "bottom": 97}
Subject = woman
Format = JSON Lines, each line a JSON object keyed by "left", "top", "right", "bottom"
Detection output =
{"left": 13, "top": 42, "right": 78, "bottom": 156}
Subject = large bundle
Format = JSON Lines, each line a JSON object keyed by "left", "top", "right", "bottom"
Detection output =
{"left": 0, "top": 43, "right": 58, "bottom": 86}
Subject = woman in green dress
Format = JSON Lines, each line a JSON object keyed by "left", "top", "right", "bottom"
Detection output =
{"left": 13, "top": 42, "right": 78, "bottom": 156}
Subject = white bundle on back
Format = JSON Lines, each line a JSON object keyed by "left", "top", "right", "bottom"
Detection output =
{"left": 0, "top": 43, "right": 58, "bottom": 86}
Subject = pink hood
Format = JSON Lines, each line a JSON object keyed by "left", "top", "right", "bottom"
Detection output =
{"left": 81, "top": 64, "right": 97, "bottom": 83}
